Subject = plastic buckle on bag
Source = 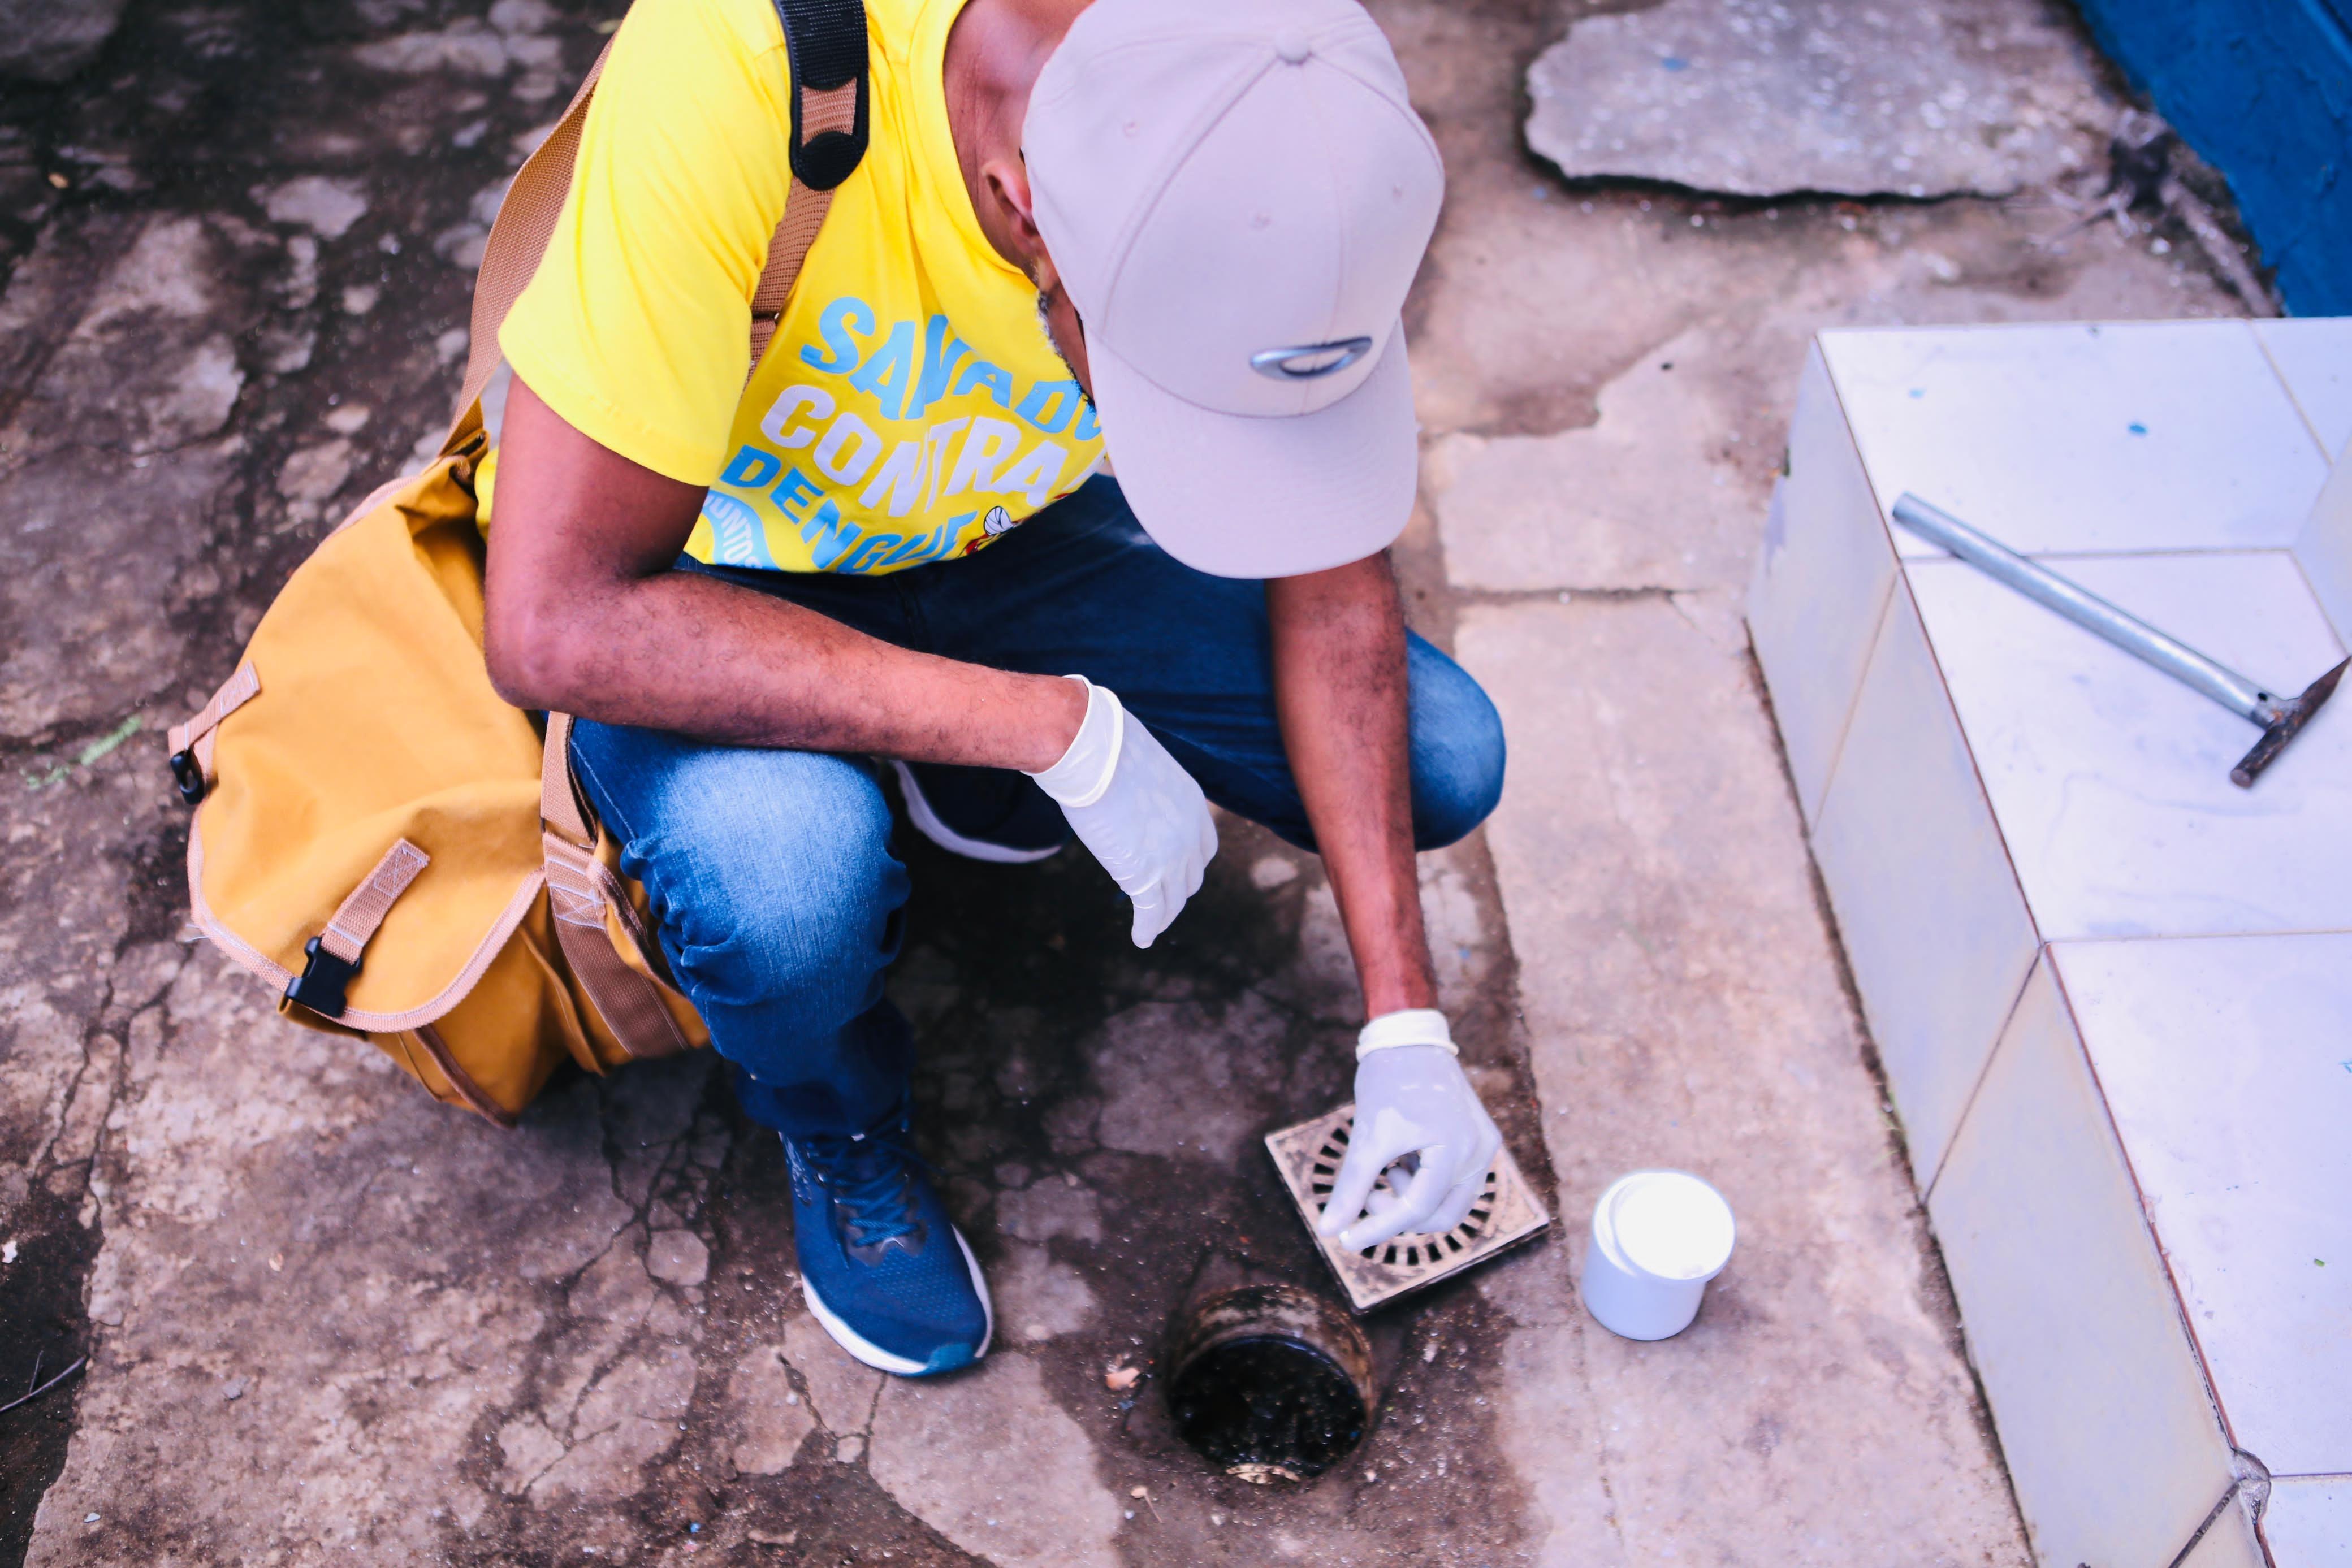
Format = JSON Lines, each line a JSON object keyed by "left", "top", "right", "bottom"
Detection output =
{"left": 168, "top": 749, "right": 206, "bottom": 806}
{"left": 284, "top": 937, "right": 358, "bottom": 1018}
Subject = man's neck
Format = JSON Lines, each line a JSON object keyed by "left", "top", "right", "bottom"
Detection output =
{"left": 941, "top": 0, "right": 1085, "bottom": 272}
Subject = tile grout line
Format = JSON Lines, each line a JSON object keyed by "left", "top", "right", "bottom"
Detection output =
{"left": 1900, "top": 544, "right": 2319, "bottom": 564}
{"left": 1797, "top": 566, "right": 1898, "bottom": 835}
{"left": 1822, "top": 348, "right": 2047, "bottom": 950}
{"left": 1799, "top": 349, "right": 1904, "bottom": 833}
{"left": 2044, "top": 955, "right": 2259, "bottom": 1475}
{"left": 1879, "top": 567, "right": 2046, "bottom": 1006}
{"left": 2042, "top": 926, "right": 2352, "bottom": 947}
{"left": 2160, "top": 1474, "right": 2256, "bottom": 1568}
{"left": 2248, "top": 321, "right": 2337, "bottom": 463}
{"left": 1920, "top": 948, "right": 2043, "bottom": 1207}
{"left": 2281, "top": 549, "right": 2352, "bottom": 660}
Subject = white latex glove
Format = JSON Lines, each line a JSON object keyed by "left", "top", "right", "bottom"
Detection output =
{"left": 1316, "top": 1010, "right": 1503, "bottom": 1251}
{"left": 1026, "top": 676, "right": 1218, "bottom": 948}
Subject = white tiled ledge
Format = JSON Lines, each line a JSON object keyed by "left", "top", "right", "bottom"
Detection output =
{"left": 1750, "top": 320, "right": 2352, "bottom": 1568}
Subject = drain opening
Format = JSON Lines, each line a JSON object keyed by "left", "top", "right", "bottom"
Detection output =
{"left": 1167, "top": 1284, "right": 1375, "bottom": 1484}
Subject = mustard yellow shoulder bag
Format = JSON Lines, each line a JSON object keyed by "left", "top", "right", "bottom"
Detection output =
{"left": 169, "top": 6, "right": 868, "bottom": 1123}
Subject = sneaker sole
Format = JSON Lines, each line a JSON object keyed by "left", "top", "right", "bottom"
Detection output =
{"left": 801, "top": 1224, "right": 995, "bottom": 1378}
{"left": 891, "top": 760, "right": 1062, "bottom": 865}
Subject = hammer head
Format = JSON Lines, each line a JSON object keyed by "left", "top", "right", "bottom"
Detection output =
{"left": 2232, "top": 656, "right": 2349, "bottom": 787}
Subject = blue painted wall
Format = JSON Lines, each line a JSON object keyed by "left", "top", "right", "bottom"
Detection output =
{"left": 2072, "top": 0, "right": 2351, "bottom": 315}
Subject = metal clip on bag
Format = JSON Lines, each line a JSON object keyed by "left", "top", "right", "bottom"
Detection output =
{"left": 168, "top": 0, "right": 869, "bottom": 1123}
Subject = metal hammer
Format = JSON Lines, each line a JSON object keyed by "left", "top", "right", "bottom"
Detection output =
{"left": 1891, "top": 494, "right": 2347, "bottom": 788}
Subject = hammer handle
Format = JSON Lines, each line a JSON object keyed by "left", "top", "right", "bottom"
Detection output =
{"left": 1891, "top": 495, "right": 2279, "bottom": 725}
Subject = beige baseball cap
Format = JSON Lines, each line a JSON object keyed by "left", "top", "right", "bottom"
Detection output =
{"left": 1023, "top": 0, "right": 1444, "bottom": 579}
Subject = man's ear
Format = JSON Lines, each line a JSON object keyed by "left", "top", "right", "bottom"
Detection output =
{"left": 981, "top": 155, "right": 1048, "bottom": 271}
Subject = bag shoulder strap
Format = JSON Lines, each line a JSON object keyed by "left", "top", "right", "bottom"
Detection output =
{"left": 443, "top": 0, "right": 871, "bottom": 451}
{"left": 444, "top": 40, "right": 611, "bottom": 456}
{"left": 755, "top": 0, "right": 869, "bottom": 372}
{"left": 488, "top": 5, "right": 868, "bottom": 1062}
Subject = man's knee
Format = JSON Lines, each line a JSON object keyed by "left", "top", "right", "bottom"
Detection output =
{"left": 1406, "top": 641, "right": 1506, "bottom": 850}
{"left": 596, "top": 740, "right": 907, "bottom": 1013}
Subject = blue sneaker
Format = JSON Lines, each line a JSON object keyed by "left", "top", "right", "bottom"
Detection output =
{"left": 785, "top": 1122, "right": 993, "bottom": 1376}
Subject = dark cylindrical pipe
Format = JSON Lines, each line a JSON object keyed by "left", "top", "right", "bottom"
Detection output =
{"left": 1166, "top": 1283, "right": 1376, "bottom": 1483}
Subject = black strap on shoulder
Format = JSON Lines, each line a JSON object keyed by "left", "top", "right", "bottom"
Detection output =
{"left": 774, "top": 0, "right": 870, "bottom": 190}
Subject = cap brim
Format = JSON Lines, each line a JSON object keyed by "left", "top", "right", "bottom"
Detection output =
{"left": 1086, "top": 322, "right": 1418, "bottom": 579}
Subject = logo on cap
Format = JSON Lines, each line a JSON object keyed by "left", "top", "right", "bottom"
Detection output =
{"left": 1248, "top": 337, "right": 1377, "bottom": 381}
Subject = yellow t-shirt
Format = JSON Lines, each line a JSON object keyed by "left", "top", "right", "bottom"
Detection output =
{"left": 486, "top": 0, "right": 1102, "bottom": 574}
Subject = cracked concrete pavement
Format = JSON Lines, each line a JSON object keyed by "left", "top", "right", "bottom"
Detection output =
{"left": 0, "top": 0, "right": 2252, "bottom": 1563}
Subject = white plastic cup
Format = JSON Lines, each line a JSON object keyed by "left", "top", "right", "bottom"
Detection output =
{"left": 1579, "top": 1170, "right": 1737, "bottom": 1341}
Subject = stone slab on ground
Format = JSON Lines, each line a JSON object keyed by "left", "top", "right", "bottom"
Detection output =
{"left": 0, "top": 0, "right": 127, "bottom": 84}
{"left": 1525, "top": 0, "right": 2105, "bottom": 200}
{"left": 1456, "top": 596, "right": 2029, "bottom": 1564}
{"left": 1417, "top": 196, "right": 2239, "bottom": 600}
{"left": 1425, "top": 324, "right": 1756, "bottom": 593}
{"left": 867, "top": 1353, "right": 1123, "bottom": 1568}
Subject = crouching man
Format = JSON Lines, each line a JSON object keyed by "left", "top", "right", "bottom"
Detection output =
{"left": 482, "top": 0, "right": 1507, "bottom": 1375}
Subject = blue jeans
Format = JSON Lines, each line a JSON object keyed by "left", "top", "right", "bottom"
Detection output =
{"left": 569, "top": 477, "right": 1505, "bottom": 1138}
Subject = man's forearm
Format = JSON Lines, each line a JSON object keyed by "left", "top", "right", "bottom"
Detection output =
{"left": 1266, "top": 555, "right": 1437, "bottom": 1019}
{"left": 483, "top": 377, "right": 1084, "bottom": 773}
{"left": 501, "top": 567, "right": 1084, "bottom": 771}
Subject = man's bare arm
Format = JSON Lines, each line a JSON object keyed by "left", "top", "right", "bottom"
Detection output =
{"left": 482, "top": 377, "right": 1084, "bottom": 770}
{"left": 1266, "top": 555, "right": 1437, "bottom": 1020}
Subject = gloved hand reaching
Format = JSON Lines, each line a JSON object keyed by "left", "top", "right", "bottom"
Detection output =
{"left": 1026, "top": 675, "right": 1218, "bottom": 948}
{"left": 1317, "top": 1010, "right": 1503, "bottom": 1251}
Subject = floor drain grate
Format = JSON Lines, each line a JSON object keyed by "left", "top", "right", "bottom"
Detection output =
{"left": 1265, "top": 1103, "right": 1550, "bottom": 1313}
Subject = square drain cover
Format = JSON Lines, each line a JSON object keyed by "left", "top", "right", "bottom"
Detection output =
{"left": 1265, "top": 1103, "right": 1550, "bottom": 1314}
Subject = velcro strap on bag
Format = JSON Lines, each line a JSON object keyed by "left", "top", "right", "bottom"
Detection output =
{"left": 166, "top": 661, "right": 261, "bottom": 805}
{"left": 284, "top": 838, "right": 430, "bottom": 1019}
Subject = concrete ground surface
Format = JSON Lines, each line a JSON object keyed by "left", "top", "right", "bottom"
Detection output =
{"left": 0, "top": 0, "right": 2252, "bottom": 1563}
